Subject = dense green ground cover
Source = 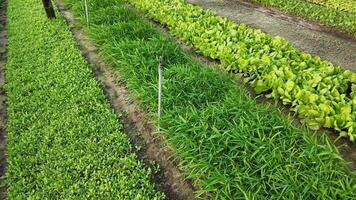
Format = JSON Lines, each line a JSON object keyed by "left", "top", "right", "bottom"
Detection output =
{"left": 305, "top": 0, "right": 356, "bottom": 15}
{"left": 5, "top": 0, "right": 165, "bottom": 198}
{"left": 248, "top": 0, "right": 356, "bottom": 35}
{"left": 64, "top": 0, "right": 356, "bottom": 199}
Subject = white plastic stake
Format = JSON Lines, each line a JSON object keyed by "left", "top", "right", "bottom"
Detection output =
{"left": 158, "top": 57, "right": 163, "bottom": 125}
{"left": 84, "top": 0, "right": 89, "bottom": 26}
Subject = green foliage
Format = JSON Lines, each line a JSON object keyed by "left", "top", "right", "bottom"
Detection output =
{"left": 250, "top": 0, "right": 356, "bottom": 35}
{"left": 5, "top": 0, "right": 165, "bottom": 199}
{"left": 64, "top": 0, "right": 356, "bottom": 199}
{"left": 306, "top": 0, "right": 356, "bottom": 15}
{"left": 128, "top": 0, "right": 356, "bottom": 142}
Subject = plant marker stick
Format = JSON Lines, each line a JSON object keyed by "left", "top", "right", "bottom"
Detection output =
{"left": 158, "top": 56, "right": 163, "bottom": 128}
{"left": 84, "top": 0, "right": 89, "bottom": 26}
{"left": 42, "top": 0, "right": 56, "bottom": 19}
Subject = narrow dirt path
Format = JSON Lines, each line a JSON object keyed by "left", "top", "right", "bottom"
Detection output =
{"left": 187, "top": 0, "right": 356, "bottom": 71}
{"left": 56, "top": 1, "right": 197, "bottom": 199}
{"left": 0, "top": 0, "right": 7, "bottom": 198}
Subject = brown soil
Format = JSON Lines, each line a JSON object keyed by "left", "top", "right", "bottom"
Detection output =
{"left": 56, "top": 1, "right": 197, "bottom": 199}
{"left": 0, "top": 0, "right": 7, "bottom": 198}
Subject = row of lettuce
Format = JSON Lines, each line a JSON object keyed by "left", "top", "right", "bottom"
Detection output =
{"left": 305, "top": 0, "right": 356, "bottom": 14}
{"left": 128, "top": 0, "right": 356, "bottom": 142}
{"left": 5, "top": 0, "right": 165, "bottom": 198}
{"left": 64, "top": 0, "right": 355, "bottom": 199}
{"left": 247, "top": 0, "right": 356, "bottom": 36}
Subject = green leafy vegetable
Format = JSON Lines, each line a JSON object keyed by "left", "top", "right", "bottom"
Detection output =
{"left": 5, "top": 0, "right": 165, "bottom": 198}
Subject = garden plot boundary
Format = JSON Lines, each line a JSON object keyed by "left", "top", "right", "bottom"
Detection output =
{"left": 56, "top": 1, "right": 197, "bottom": 199}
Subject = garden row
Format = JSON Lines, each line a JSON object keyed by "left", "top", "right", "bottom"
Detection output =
{"left": 247, "top": 0, "right": 356, "bottom": 35}
{"left": 63, "top": 0, "right": 356, "bottom": 199}
{"left": 5, "top": 0, "right": 165, "bottom": 198}
{"left": 305, "top": 0, "right": 356, "bottom": 14}
{"left": 129, "top": 0, "right": 356, "bottom": 142}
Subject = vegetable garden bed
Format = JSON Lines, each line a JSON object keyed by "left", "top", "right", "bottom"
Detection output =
{"left": 56, "top": 2, "right": 196, "bottom": 198}
{"left": 129, "top": 0, "right": 356, "bottom": 142}
{"left": 5, "top": 0, "right": 164, "bottom": 198}
{"left": 62, "top": 0, "right": 356, "bottom": 199}
{"left": 188, "top": 0, "right": 356, "bottom": 70}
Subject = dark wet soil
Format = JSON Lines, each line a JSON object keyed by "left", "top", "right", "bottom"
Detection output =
{"left": 187, "top": 0, "right": 356, "bottom": 71}
{"left": 0, "top": 0, "right": 7, "bottom": 198}
{"left": 56, "top": 1, "right": 197, "bottom": 199}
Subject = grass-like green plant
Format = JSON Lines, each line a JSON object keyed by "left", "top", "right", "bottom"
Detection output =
{"left": 63, "top": 0, "right": 356, "bottom": 199}
{"left": 5, "top": 0, "right": 165, "bottom": 199}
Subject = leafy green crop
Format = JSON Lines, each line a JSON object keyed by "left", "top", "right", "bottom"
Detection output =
{"left": 249, "top": 0, "right": 356, "bottom": 35}
{"left": 127, "top": 0, "right": 356, "bottom": 142}
{"left": 306, "top": 0, "right": 356, "bottom": 15}
{"left": 5, "top": 0, "right": 165, "bottom": 199}
{"left": 63, "top": 0, "right": 356, "bottom": 199}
